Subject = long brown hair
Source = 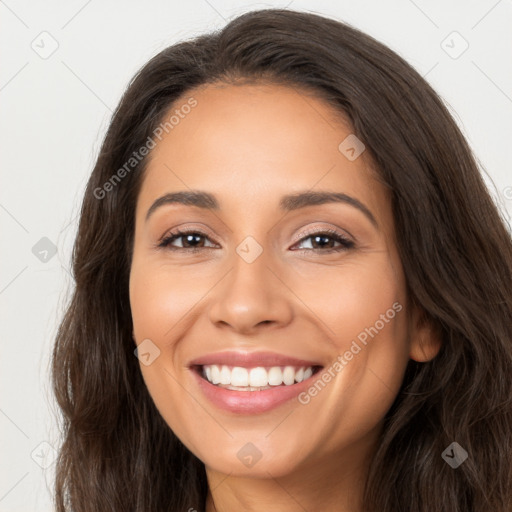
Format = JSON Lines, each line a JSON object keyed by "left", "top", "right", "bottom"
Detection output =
{"left": 52, "top": 8, "right": 512, "bottom": 511}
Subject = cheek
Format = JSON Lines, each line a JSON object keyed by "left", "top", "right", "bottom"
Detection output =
{"left": 293, "top": 256, "right": 409, "bottom": 434}
{"left": 129, "top": 260, "right": 198, "bottom": 345}
{"left": 129, "top": 261, "right": 201, "bottom": 445}
{"left": 293, "top": 255, "right": 405, "bottom": 350}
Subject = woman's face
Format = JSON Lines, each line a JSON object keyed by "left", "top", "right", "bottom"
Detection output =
{"left": 129, "top": 83, "right": 439, "bottom": 479}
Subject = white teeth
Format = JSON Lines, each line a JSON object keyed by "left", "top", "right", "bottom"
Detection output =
{"left": 210, "top": 365, "right": 220, "bottom": 384}
{"left": 231, "top": 367, "right": 249, "bottom": 387}
{"left": 249, "top": 367, "right": 267, "bottom": 387}
{"left": 220, "top": 365, "right": 231, "bottom": 385}
{"left": 201, "top": 364, "right": 316, "bottom": 388}
{"left": 283, "top": 366, "right": 295, "bottom": 385}
{"left": 268, "top": 366, "right": 283, "bottom": 386}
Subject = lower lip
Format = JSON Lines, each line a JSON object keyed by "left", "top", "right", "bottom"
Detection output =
{"left": 191, "top": 367, "right": 322, "bottom": 414}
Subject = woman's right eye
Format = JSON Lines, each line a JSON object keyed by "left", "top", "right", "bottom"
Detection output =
{"left": 158, "top": 230, "right": 215, "bottom": 251}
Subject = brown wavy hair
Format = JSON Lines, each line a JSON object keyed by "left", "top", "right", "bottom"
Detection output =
{"left": 51, "top": 8, "right": 512, "bottom": 511}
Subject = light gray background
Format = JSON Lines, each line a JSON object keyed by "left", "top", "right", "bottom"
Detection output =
{"left": 1, "top": 0, "right": 511, "bottom": 510}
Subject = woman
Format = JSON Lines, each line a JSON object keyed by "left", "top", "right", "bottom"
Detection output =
{"left": 52, "top": 8, "right": 512, "bottom": 511}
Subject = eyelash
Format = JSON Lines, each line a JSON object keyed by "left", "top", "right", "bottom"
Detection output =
{"left": 157, "top": 228, "right": 355, "bottom": 254}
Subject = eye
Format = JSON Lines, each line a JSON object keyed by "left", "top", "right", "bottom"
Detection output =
{"left": 158, "top": 229, "right": 216, "bottom": 252}
{"left": 158, "top": 228, "right": 355, "bottom": 254}
{"left": 292, "top": 229, "right": 355, "bottom": 253}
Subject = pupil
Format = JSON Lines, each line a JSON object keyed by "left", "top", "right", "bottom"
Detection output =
{"left": 186, "top": 234, "right": 201, "bottom": 247}
{"left": 314, "top": 235, "right": 332, "bottom": 248}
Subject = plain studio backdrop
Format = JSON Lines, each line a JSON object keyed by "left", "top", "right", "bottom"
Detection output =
{"left": 0, "top": 0, "right": 511, "bottom": 510}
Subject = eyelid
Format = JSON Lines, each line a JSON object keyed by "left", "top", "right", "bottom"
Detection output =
{"left": 158, "top": 223, "right": 217, "bottom": 244}
{"left": 291, "top": 224, "right": 354, "bottom": 244}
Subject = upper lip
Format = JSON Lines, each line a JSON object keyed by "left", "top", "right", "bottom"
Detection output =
{"left": 188, "top": 351, "right": 323, "bottom": 369}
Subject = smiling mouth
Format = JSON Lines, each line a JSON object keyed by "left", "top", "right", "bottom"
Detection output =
{"left": 192, "top": 364, "right": 323, "bottom": 391}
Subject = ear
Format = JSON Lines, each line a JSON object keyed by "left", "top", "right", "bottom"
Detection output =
{"left": 409, "top": 306, "right": 442, "bottom": 362}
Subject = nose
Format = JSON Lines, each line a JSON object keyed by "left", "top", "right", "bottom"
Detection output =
{"left": 208, "top": 249, "right": 294, "bottom": 335}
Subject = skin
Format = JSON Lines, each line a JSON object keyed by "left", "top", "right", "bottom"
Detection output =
{"left": 129, "top": 82, "right": 441, "bottom": 512}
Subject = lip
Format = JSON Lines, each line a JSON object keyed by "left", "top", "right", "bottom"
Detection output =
{"left": 190, "top": 365, "right": 323, "bottom": 414}
{"left": 187, "top": 350, "right": 324, "bottom": 414}
{"left": 188, "top": 350, "right": 323, "bottom": 369}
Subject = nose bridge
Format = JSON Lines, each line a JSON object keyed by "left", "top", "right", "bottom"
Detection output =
{"left": 233, "top": 234, "right": 277, "bottom": 290}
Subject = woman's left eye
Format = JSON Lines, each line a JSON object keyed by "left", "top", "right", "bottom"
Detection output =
{"left": 293, "top": 230, "right": 355, "bottom": 252}
{"left": 157, "top": 229, "right": 355, "bottom": 253}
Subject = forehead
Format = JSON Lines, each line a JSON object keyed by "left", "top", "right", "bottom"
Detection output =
{"left": 137, "top": 82, "right": 390, "bottom": 226}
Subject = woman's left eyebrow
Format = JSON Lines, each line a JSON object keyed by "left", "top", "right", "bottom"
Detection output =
{"left": 145, "top": 189, "right": 379, "bottom": 230}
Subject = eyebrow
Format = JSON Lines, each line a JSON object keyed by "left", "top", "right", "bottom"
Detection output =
{"left": 145, "top": 190, "right": 378, "bottom": 229}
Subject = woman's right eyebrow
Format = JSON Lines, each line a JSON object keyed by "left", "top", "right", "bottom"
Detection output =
{"left": 145, "top": 190, "right": 218, "bottom": 220}
{"left": 145, "top": 189, "right": 379, "bottom": 230}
